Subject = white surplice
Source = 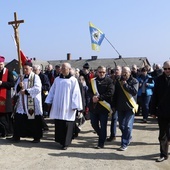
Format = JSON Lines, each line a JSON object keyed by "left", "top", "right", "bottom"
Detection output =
{"left": 15, "top": 72, "right": 43, "bottom": 115}
{"left": 45, "top": 76, "right": 83, "bottom": 121}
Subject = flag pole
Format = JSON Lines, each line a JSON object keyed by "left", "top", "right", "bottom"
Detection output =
{"left": 104, "top": 36, "right": 127, "bottom": 66}
{"left": 104, "top": 36, "right": 121, "bottom": 57}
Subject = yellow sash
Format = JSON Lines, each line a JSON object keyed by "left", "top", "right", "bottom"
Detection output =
{"left": 91, "top": 78, "right": 111, "bottom": 112}
{"left": 119, "top": 81, "right": 138, "bottom": 113}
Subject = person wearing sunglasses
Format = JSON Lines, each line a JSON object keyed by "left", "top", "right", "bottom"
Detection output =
{"left": 88, "top": 66, "right": 115, "bottom": 149}
{"left": 150, "top": 60, "right": 170, "bottom": 162}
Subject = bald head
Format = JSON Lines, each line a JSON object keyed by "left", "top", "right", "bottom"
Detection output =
{"left": 122, "top": 66, "right": 131, "bottom": 73}
{"left": 163, "top": 61, "right": 170, "bottom": 68}
{"left": 121, "top": 66, "right": 131, "bottom": 80}
{"left": 163, "top": 61, "right": 170, "bottom": 77}
{"left": 61, "top": 63, "right": 71, "bottom": 76}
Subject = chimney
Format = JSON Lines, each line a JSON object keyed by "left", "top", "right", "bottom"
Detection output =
{"left": 91, "top": 56, "right": 97, "bottom": 60}
{"left": 67, "top": 53, "right": 71, "bottom": 60}
{"left": 79, "top": 57, "right": 82, "bottom": 60}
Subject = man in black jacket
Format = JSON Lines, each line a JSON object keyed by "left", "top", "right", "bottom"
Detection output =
{"left": 107, "top": 65, "right": 122, "bottom": 142}
{"left": 150, "top": 60, "right": 170, "bottom": 162}
{"left": 112, "top": 66, "right": 139, "bottom": 151}
{"left": 88, "top": 66, "right": 114, "bottom": 148}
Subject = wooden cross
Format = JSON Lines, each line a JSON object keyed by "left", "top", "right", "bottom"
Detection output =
{"left": 8, "top": 12, "right": 24, "bottom": 74}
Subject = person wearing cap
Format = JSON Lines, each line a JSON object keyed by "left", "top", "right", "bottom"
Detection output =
{"left": 80, "top": 63, "right": 94, "bottom": 119}
{"left": 80, "top": 63, "right": 93, "bottom": 88}
{"left": 54, "top": 65, "right": 61, "bottom": 78}
{"left": 0, "top": 56, "right": 15, "bottom": 137}
{"left": 7, "top": 61, "right": 43, "bottom": 143}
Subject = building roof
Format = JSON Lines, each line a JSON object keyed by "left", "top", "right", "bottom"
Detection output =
{"left": 5, "top": 56, "right": 150, "bottom": 74}
{"left": 5, "top": 59, "right": 49, "bottom": 74}
{"left": 48, "top": 57, "right": 150, "bottom": 70}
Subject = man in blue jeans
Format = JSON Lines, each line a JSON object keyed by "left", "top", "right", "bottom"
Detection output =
{"left": 107, "top": 111, "right": 118, "bottom": 142}
{"left": 112, "top": 66, "right": 139, "bottom": 151}
{"left": 88, "top": 66, "right": 114, "bottom": 149}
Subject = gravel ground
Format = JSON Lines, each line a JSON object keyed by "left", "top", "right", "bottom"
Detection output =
{"left": 0, "top": 116, "right": 169, "bottom": 170}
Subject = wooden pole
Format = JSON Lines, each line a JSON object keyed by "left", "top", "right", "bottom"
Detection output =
{"left": 8, "top": 12, "right": 24, "bottom": 75}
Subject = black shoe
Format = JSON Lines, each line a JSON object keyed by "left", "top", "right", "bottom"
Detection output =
{"left": 156, "top": 157, "right": 167, "bottom": 162}
{"left": 6, "top": 133, "right": 13, "bottom": 137}
{"left": 106, "top": 136, "right": 116, "bottom": 142}
{"left": 43, "top": 128, "right": 49, "bottom": 132}
{"left": 0, "top": 134, "right": 6, "bottom": 138}
{"left": 72, "top": 132, "right": 79, "bottom": 139}
{"left": 6, "top": 137, "right": 20, "bottom": 143}
{"left": 32, "top": 139, "right": 40, "bottom": 143}
{"left": 95, "top": 145, "right": 104, "bottom": 149}
{"left": 141, "top": 119, "right": 147, "bottom": 123}
{"left": 61, "top": 145, "right": 68, "bottom": 150}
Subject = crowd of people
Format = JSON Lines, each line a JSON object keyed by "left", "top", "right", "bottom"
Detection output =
{"left": 0, "top": 55, "right": 170, "bottom": 162}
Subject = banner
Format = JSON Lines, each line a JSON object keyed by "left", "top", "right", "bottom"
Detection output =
{"left": 89, "top": 22, "right": 105, "bottom": 51}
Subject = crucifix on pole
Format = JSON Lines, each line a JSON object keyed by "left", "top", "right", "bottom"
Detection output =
{"left": 8, "top": 12, "right": 24, "bottom": 75}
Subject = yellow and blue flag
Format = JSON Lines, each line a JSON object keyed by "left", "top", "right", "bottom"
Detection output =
{"left": 89, "top": 22, "right": 105, "bottom": 51}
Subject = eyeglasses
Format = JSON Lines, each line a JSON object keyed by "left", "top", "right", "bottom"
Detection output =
{"left": 98, "top": 71, "right": 106, "bottom": 74}
{"left": 163, "top": 68, "right": 170, "bottom": 71}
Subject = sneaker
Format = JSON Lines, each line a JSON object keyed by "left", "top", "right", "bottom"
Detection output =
{"left": 156, "top": 157, "right": 167, "bottom": 162}
{"left": 118, "top": 146, "right": 127, "bottom": 151}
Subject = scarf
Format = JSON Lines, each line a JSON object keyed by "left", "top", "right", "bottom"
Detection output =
{"left": 91, "top": 78, "right": 111, "bottom": 112}
{"left": 0, "top": 68, "right": 8, "bottom": 113}
{"left": 25, "top": 72, "right": 35, "bottom": 119}
{"left": 119, "top": 81, "right": 138, "bottom": 114}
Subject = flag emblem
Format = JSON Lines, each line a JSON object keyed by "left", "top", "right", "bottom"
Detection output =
{"left": 89, "top": 22, "right": 105, "bottom": 51}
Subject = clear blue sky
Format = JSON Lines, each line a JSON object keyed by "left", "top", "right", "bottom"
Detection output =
{"left": 1, "top": 0, "right": 170, "bottom": 66}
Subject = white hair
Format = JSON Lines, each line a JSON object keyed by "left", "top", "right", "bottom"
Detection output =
{"left": 33, "top": 65, "right": 41, "bottom": 70}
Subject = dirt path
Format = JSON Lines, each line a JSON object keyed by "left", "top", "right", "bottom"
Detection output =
{"left": 0, "top": 116, "right": 169, "bottom": 170}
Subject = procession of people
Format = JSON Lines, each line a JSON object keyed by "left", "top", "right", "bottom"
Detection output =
{"left": 0, "top": 56, "right": 170, "bottom": 163}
